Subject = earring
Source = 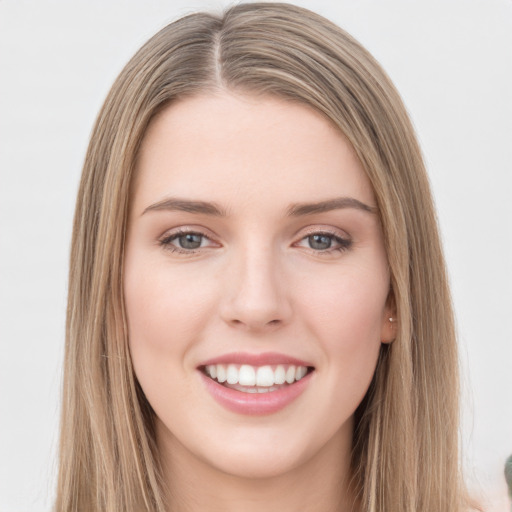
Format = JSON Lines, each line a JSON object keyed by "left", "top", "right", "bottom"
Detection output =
{"left": 384, "top": 317, "right": 397, "bottom": 344}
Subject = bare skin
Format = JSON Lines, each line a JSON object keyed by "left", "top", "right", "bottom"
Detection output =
{"left": 160, "top": 419, "right": 353, "bottom": 512}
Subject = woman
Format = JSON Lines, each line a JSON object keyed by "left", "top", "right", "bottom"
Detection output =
{"left": 55, "top": 3, "right": 473, "bottom": 511}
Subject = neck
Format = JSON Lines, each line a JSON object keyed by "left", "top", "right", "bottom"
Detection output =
{"left": 157, "top": 421, "right": 358, "bottom": 512}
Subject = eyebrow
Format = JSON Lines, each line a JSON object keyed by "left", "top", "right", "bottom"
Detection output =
{"left": 141, "top": 196, "right": 377, "bottom": 217}
{"left": 142, "top": 198, "right": 228, "bottom": 217}
{"left": 286, "top": 197, "right": 377, "bottom": 216}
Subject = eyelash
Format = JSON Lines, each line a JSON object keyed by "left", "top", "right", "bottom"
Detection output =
{"left": 159, "top": 229, "right": 216, "bottom": 254}
{"left": 158, "top": 228, "right": 352, "bottom": 255}
{"left": 295, "top": 229, "right": 352, "bottom": 254}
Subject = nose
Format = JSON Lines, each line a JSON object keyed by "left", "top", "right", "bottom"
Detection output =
{"left": 219, "top": 245, "right": 292, "bottom": 332}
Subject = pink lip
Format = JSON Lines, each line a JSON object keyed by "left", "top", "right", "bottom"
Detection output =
{"left": 199, "top": 371, "right": 313, "bottom": 415}
{"left": 199, "top": 351, "right": 312, "bottom": 368}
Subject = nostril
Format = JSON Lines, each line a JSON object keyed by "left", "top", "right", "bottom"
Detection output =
{"left": 227, "top": 318, "right": 283, "bottom": 330}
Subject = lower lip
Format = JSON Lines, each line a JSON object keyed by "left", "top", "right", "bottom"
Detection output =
{"left": 199, "top": 370, "right": 313, "bottom": 415}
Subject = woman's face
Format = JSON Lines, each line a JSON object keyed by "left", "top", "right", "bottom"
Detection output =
{"left": 124, "top": 92, "right": 395, "bottom": 479}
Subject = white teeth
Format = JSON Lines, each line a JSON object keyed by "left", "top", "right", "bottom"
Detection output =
{"left": 295, "top": 366, "right": 307, "bottom": 380}
{"left": 205, "top": 365, "right": 218, "bottom": 379}
{"left": 256, "top": 366, "right": 274, "bottom": 386}
{"left": 274, "top": 365, "right": 286, "bottom": 385}
{"left": 227, "top": 383, "right": 282, "bottom": 394}
{"left": 238, "top": 365, "right": 256, "bottom": 386}
{"left": 226, "top": 364, "right": 238, "bottom": 384}
{"left": 216, "top": 365, "right": 227, "bottom": 383}
{"left": 285, "top": 366, "right": 296, "bottom": 384}
{"left": 204, "top": 363, "right": 310, "bottom": 388}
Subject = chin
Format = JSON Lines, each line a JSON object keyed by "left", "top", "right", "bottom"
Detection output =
{"left": 201, "top": 442, "right": 311, "bottom": 480}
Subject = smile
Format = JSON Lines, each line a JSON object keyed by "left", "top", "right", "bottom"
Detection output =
{"left": 202, "top": 364, "right": 311, "bottom": 393}
{"left": 198, "top": 353, "right": 315, "bottom": 415}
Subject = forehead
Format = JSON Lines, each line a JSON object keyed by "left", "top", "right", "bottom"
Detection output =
{"left": 133, "top": 92, "right": 375, "bottom": 215}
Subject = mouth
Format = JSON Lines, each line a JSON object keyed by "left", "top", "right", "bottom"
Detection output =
{"left": 200, "top": 363, "right": 315, "bottom": 394}
{"left": 197, "top": 354, "right": 315, "bottom": 415}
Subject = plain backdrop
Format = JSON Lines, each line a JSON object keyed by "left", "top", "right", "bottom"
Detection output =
{"left": 1, "top": 1, "right": 511, "bottom": 510}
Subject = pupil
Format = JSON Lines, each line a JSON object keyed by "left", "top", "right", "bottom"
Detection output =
{"left": 309, "top": 234, "right": 331, "bottom": 250}
{"left": 179, "top": 233, "right": 202, "bottom": 249}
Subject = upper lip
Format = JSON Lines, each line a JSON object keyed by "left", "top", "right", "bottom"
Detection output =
{"left": 198, "top": 351, "right": 314, "bottom": 368}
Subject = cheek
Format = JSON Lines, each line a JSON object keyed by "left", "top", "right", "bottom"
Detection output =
{"left": 123, "top": 254, "right": 218, "bottom": 376}
{"left": 295, "top": 263, "right": 388, "bottom": 397}
{"left": 297, "top": 263, "right": 388, "bottom": 342}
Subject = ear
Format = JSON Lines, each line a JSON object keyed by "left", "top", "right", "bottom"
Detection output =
{"left": 380, "top": 289, "right": 397, "bottom": 344}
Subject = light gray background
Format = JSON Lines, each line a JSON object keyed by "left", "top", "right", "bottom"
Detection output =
{"left": 1, "top": 1, "right": 511, "bottom": 511}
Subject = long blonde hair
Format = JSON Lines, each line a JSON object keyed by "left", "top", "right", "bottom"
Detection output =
{"left": 56, "top": 3, "right": 468, "bottom": 511}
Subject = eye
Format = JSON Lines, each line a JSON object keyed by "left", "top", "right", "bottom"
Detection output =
{"left": 174, "top": 233, "right": 204, "bottom": 249}
{"left": 159, "top": 229, "right": 217, "bottom": 253}
{"left": 295, "top": 231, "right": 352, "bottom": 253}
{"left": 308, "top": 234, "right": 335, "bottom": 250}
